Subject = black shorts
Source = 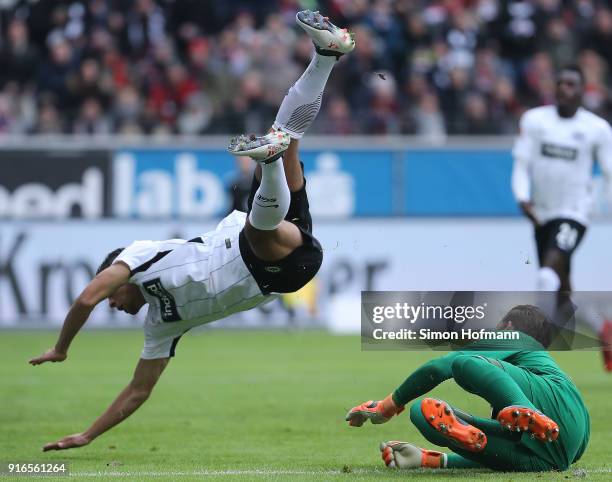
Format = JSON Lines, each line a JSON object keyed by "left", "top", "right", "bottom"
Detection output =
{"left": 239, "top": 169, "right": 323, "bottom": 294}
{"left": 534, "top": 218, "right": 586, "bottom": 270}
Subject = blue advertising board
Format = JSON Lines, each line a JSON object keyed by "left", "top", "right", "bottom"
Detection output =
{"left": 111, "top": 147, "right": 596, "bottom": 218}
{"left": 112, "top": 148, "right": 395, "bottom": 218}
{"left": 404, "top": 150, "right": 520, "bottom": 216}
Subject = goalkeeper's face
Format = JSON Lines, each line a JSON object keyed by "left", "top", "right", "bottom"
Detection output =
{"left": 108, "top": 284, "right": 146, "bottom": 315}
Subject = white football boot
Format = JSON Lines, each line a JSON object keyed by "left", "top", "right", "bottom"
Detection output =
{"left": 296, "top": 9, "right": 355, "bottom": 58}
{"left": 227, "top": 130, "right": 291, "bottom": 164}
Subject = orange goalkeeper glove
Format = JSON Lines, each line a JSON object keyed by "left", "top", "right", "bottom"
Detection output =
{"left": 345, "top": 394, "right": 404, "bottom": 427}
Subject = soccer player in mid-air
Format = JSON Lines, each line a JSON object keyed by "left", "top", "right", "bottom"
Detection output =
{"left": 511, "top": 65, "right": 612, "bottom": 368}
{"left": 28, "top": 10, "right": 355, "bottom": 451}
{"left": 346, "top": 305, "right": 589, "bottom": 472}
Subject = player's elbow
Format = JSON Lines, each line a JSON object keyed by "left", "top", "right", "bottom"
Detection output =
{"left": 74, "top": 293, "right": 98, "bottom": 310}
{"left": 129, "top": 384, "right": 153, "bottom": 405}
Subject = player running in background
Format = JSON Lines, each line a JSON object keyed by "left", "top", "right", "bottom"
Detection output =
{"left": 511, "top": 65, "right": 612, "bottom": 368}
{"left": 346, "top": 305, "right": 589, "bottom": 472}
{"left": 28, "top": 10, "right": 354, "bottom": 452}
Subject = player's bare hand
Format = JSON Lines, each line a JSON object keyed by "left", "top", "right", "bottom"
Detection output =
{"left": 43, "top": 433, "right": 90, "bottom": 451}
{"left": 29, "top": 348, "right": 67, "bottom": 366}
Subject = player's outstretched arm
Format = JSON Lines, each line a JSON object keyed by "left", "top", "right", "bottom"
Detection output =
{"left": 345, "top": 354, "right": 459, "bottom": 427}
{"left": 511, "top": 112, "right": 539, "bottom": 226}
{"left": 29, "top": 263, "right": 131, "bottom": 365}
{"left": 42, "top": 357, "right": 169, "bottom": 451}
{"left": 512, "top": 154, "right": 539, "bottom": 225}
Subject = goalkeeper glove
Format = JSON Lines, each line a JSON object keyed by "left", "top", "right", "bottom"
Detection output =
{"left": 345, "top": 394, "right": 404, "bottom": 427}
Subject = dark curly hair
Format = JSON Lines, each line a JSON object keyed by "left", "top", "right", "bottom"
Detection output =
{"left": 558, "top": 64, "right": 584, "bottom": 84}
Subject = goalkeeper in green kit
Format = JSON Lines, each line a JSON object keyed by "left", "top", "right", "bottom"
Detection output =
{"left": 346, "top": 305, "right": 590, "bottom": 472}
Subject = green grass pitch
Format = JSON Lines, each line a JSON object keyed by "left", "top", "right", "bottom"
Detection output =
{"left": 1, "top": 330, "right": 610, "bottom": 481}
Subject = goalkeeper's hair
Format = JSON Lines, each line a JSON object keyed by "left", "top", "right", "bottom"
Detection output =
{"left": 96, "top": 248, "right": 125, "bottom": 275}
{"left": 497, "top": 304, "right": 555, "bottom": 348}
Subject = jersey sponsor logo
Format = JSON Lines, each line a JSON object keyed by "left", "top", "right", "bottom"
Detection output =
{"left": 555, "top": 223, "right": 578, "bottom": 251}
{"left": 540, "top": 143, "right": 578, "bottom": 161}
{"left": 142, "top": 278, "right": 181, "bottom": 322}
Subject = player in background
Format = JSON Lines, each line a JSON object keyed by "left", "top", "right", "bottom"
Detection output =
{"left": 28, "top": 10, "right": 354, "bottom": 451}
{"left": 511, "top": 65, "right": 612, "bottom": 369}
{"left": 346, "top": 305, "right": 589, "bottom": 472}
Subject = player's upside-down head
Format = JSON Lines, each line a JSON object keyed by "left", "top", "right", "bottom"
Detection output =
{"left": 97, "top": 247, "right": 145, "bottom": 315}
{"left": 497, "top": 304, "right": 555, "bottom": 348}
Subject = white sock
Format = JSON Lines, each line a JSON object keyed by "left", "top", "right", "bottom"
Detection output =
{"left": 273, "top": 53, "right": 336, "bottom": 138}
{"left": 536, "top": 267, "right": 561, "bottom": 320}
{"left": 248, "top": 158, "right": 290, "bottom": 230}
{"left": 536, "top": 267, "right": 560, "bottom": 291}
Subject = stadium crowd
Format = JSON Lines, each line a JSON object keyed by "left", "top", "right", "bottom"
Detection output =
{"left": 0, "top": 0, "right": 611, "bottom": 138}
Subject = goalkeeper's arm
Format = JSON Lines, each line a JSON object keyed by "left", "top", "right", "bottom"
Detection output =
{"left": 345, "top": 353, "right": 460, "bottom": 427}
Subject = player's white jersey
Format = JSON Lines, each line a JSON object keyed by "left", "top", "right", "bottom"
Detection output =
{"left": 115, "top": 210, "right": 273, "bottom": 327}
{"left": 512, "top": 105, "right": 612, "bottom": 225}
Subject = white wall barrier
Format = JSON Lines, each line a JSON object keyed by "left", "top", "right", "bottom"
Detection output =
{"left": 1, "top": 218, "right": 612, "bottom": 329}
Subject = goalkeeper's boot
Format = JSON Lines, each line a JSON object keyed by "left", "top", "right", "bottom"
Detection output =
{"left": 296, "top": 10, "right": 355, "bottom": 58}
{"left": 227, "top": 130, "right": 290, "bottom": 164}
{"left": 421, "top": 398, "right": 487, "bottom": 452}
{"left": 497, "top": 406, "right": 559, "bottom": 442}
{"left": 380, "top": 441, "right": 446, "bottom": 469}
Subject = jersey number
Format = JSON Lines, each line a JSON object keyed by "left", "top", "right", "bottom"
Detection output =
{"left": 143, "top": 278, "right": 181, "bottom": 322}
{"left": 555, "top": 223, "right": 578, "bottom": 251}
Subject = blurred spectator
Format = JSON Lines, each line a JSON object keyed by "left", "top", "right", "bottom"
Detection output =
{"left": 0, "top": 0, "right": 611, "bottom": 137}
{"left": 0, "top": 94, "right": 14, "bottom": 134}
{"left": 315, "top": 95, "right": 355, "bottom": 135}
{"left": 73, "top": 97, "right": 111, "bottom": 134}
{"left": 490, "top": 76, "right": 521, "bottom": 133}
{"left": 366, "top": 71, "right": 401, "bottom": 134}
{"left": 439, "top": 67, "right": 471, "bottom": 134}
{"left": 0, "top": 19, "right": 40, "bottom": 87}
{"left": 177, "top": 93, "right": 213, "bottom": 135}
{"left": 579, "top": 49, "right": 609, "bottom": 115}
{"left": 583, "top": 6, "right": 612, "bottom": 64}
{"left": 412, "top": 92, "right": 446, "bottom": 143}
{"left": 67, "top": 57, "right": 112, "bottom": 112}
{"left": 37, "top": 37, "right": 78, "bottom": 105}
{"left": 32, "top": 101, "right": 65, "bottom": 135}
{"left": 460, "top": 92, "right": 498, "bottom": 135}
{"left": 543, "top": 17, "right": 577, "bottom": 68}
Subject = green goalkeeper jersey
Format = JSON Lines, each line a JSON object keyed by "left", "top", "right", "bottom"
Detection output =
{"left": 392, "top": 333, "right": 590, "bottom": 470}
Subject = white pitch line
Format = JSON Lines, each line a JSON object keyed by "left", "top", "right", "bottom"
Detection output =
{"left": 69, "top": 467, "right": 612, "bottom": 478}
{"left": 72, "top": 470, "right": 340, "bottom": 477}
{"left": 71, "top": 469, "right": 373, "bottom": 477}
